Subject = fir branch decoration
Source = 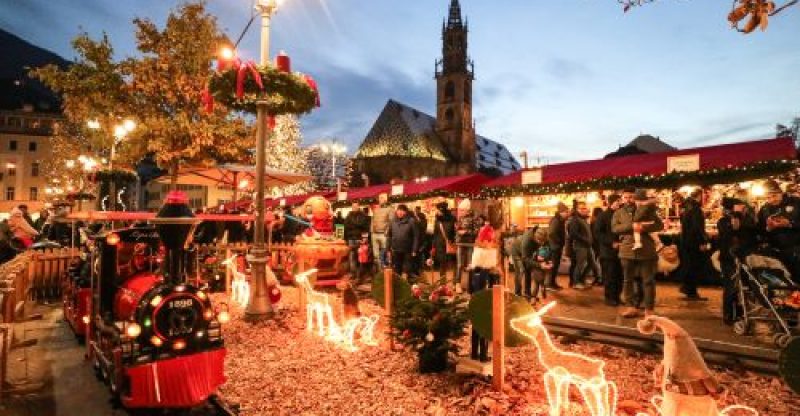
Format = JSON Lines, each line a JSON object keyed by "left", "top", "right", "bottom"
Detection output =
{"left": 208, "top": 64, "right": 318, "bottom": 115}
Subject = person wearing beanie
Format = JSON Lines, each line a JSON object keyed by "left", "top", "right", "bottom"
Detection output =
{"left": 757, "top": 179, "right": 800, "bottom": 282}
{"left": 593, "top": 193, "right": 624, "bottom": 306}
{"left": 8, "top": 207, "right": 39, "bottom": 248}
{"left": 546, "top": 201, "right": 570, "bottom": 290}
{"left": 385, "top": 204, "right": 419, "bottom": 280}
{"left": 613, "top": 189, "right": 664, "bottom": 318}
{"left": 678, "top": 189, "right": 710, "bottom": 301}
{"left": 430, "top": 202, "right": 456, "bottom": 282}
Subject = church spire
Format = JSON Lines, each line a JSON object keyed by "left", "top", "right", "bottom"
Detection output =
{"left": 447, "top": 0, "right": 463, "bottom": 28}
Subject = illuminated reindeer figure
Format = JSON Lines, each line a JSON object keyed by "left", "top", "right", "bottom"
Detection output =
{"left": 295, "top": 269, "right": 379, "bottom": 350}
{"left": 294, "top": 269, "right": 339, "bottom": 338}
{"left": 511, "top": 301, "right": 617, "bottom": 416}
{"left": 221, "top": 255, "right": 250, "bottom": 308}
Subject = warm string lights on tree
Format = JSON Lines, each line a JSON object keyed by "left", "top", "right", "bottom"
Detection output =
{"left": 265, "top": 115, "right": 314, "bottom": 196}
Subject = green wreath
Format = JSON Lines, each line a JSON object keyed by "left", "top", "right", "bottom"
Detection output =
{"left": 208, "top": 64, "right": 318, "bottom": 115}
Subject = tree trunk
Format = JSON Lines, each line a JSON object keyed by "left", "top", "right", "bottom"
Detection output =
{"left": 169, "top": 160, "right": 179, "bottom": 192}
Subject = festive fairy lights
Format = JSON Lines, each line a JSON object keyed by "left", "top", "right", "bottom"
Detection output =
{"left": 511, "top": 301, "right": 617, "bottom": 416}
{"left": 222, "top": 255, "right": 251, "bottom": 308}
{"left": 512, "top": 302, "right": 760, "bottom": 416}
{"left": 294, "top": 269, "right": 379, "bottom": 351}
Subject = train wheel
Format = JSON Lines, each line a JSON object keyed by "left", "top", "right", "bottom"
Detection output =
{"left": 733, "top": 319, "right": 751, "bottom": 336}
{"left": 774, "top": 333, "right": 794, "bottom": 349}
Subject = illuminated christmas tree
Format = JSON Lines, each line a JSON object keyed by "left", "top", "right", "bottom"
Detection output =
{"left": 266, "top": 114, "right": 313, "bottom": 195}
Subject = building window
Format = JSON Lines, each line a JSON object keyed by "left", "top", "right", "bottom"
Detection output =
{"left": 6, "top": 187, "right": 15, "bottom": 201}
{"left": 7, "top": 117, "right": 20, "bottom": 128}
{"left": 445, "top": 81, "right": 455, "bottom": 100}
{"left": 31, "top": 162, "right": 39, "bottom": 177}
{"left": 445, "top": 108, "right": 454, "bottom": 121}
{"left": 7, "top": 164, "right": 16, "bottom": 177}
{"left": 29, "top": 187, "right": 38, "bottom": 201}
{"left": 28, "top": 141, "right": 37, "bottom": 152}
{"left": 9, "top": 140, "right": 17, "bottom": 151}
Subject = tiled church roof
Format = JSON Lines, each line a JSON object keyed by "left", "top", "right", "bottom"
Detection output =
{"left": 355, "top": 99, "right": 520, "bottom": 174}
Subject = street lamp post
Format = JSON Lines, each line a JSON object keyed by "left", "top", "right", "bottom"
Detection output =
{"left": 319, "top": 141, "right": 346, "bottom": 190}
{"left": 88, "top": 118, "right": 135, "bottom": 211}
{"left": 245, "top": 0, "right": 281, "bottom": 321}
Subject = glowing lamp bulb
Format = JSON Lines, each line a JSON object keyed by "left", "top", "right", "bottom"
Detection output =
{"left": 126, "top": 322, "right": 142, "bottom": 338}
{"left": 150, "top": 336, "right": 163, "bottom": 347}
{"left": 514, "top": 197, "right": 525, "bottom": 208}
{"left": 150, "top": 295, "right": 163, "bottom": 307}
{"left": 217, "top": 310, "right": 230, "bottom": 324}
{"left": 203, "top": 309, "right": 214, "bottom": 320}
{"left": 586, "top": 192, "right": 598, "bottom": 204}
{"left": 172, "top": 339, "right": 187, "bottom": 350}
{"left": 751, "top": 183, "right": 766, "bottom": 197}
{"left": 106, "top": 233, "right": 120, "bottom": 245}
{"left": 196, "top": 331, "right": 205, "bottom": 338}
{"left": 219, "top": 46, "right": 235, "bottom": 60}
{"left": 82, "top": 315, "right": 90, "bottom": 325}
{"left": 122, "top": 119, "right": 136, "bottom": 132}
{"left": 197, "top": 291, "right": 207, "bottom": 300}
{"left": 174, "top": 285, "right": 186, "bottom": 292}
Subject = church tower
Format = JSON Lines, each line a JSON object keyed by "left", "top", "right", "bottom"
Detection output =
{"left": 435, "top": 0, "right": 476, "bottom": 174}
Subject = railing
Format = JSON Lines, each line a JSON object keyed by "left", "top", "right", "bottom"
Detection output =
{"left": 27, "top": 248, "right": 79, "bottom": 303}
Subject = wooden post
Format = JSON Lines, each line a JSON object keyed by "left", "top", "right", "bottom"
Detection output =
{"left": 383, "top": 268, "right": 393, "bottom": 317}
{"left": 0, "top": 324, "right": 8, "bottom": 402}
{"left": 225, "top": 246, "right": 232, "bottom": 296}
{"left": 492, "top": 284, "right": 505, "bottom": 391}
{"left": 298, "top": 257, "right": 306, "bottom": 317}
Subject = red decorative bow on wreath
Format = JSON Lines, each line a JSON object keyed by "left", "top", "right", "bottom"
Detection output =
{"left": 236, "top": 60, "right": 264, "bottom": 99}
{"left": 303, "top": 74, "right": 321, "bottom": 107}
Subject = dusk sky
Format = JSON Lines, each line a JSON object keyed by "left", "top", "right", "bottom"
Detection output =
{"left": 1, "top": 0, "right": 798, "bottom": 163}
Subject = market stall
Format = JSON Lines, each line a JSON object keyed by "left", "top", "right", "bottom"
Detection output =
{"left": 483, "top": 137, "right": 798, "bottom": 233}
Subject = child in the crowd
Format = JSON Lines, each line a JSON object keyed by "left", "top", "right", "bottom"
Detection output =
{"left": 470, "top": 217, "right": 497, "bottom": 270}
{"left": 633, "top": 193, "right": 664, "bottom": 251}
{"left": 356, "top": 233, "right": 372, "bottom": 284}
{"left": 529, "top": 227, "right": 553, "bottom": 303}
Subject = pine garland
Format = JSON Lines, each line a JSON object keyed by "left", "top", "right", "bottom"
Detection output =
{"left": 208, "top": 64, "right": 318, "bottom": 115}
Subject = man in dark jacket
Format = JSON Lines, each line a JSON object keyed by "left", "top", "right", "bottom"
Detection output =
{"left": 510, "top": 226, "right": 537, "bottom": 297}
{"left": 386, "top": 204, "right": 419, "bottom": 279}
{"left": 758, "top": 180, "right": 800, "bottom": 279}
{"left": 593, "top": 194, "right": 623, "bottom": 306}
{"left": 678, "top": 190, "right": 709, "bottom": 301}
{"left": 412, "top": 206, "right": 429, "bottom": 275}
{"left": 567, "top": 202, "right": 592, "bottom": 290}
{"left": 344, "top": 202, "right": 370, "bottom": 275}
{"left": 546, "top": 202, "right": 570, "bottom": 290}
{"left": 612, "top": 189, "right": 664, "bottom": 317}
{"left": 718, "top": 197, "right": 757, "bottom": 325}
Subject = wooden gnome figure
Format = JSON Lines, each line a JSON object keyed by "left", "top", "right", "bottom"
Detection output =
{"left": 637, "top": 315, "right": 724, "bottom": 416}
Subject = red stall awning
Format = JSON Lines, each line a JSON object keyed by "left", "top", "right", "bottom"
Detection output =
{"left": 486, "top": 137, "right": 797, "bottom": 189}
{"left": 398, "top": 173, "right": 490, "bottom": 199}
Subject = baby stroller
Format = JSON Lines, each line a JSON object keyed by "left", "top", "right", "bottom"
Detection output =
{"left": 732, "top": 251, "right": 800, "bottom": 348}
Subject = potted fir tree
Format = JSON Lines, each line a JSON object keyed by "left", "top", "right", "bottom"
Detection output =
{"left": 391, "top": 279, "right": 469, "bottom": 373}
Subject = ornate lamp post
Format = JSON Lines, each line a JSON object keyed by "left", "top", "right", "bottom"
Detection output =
{"left": 318, "top": 141, "right": 346, "bottom": 189}
{"left": 245, "top": 0, "right": 282, "bottom": 321}
{"left": 87, "top": 118, "right": 135, "bottom": 211}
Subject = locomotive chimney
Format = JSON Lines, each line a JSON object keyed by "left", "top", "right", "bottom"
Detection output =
{"left": 154, "top": 191, "right": 198, "bottom": 284}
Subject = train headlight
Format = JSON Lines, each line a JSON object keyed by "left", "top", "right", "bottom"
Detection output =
{"left": 203, "top": 309, "right": 214, "bottom": 320}
{"left": 150, "top": 295, "right": 162, "bottom": 307}
{"left": 197, "top": 290, "right": 207, "bottom": 300}
{"left": 217, "top": 310, "right": 230, "bottom": 324}
{"left": 106, "top": 233, "right": 120, "bottom": 246}
{"left": 173, "top": 339, "right": 187, "bottom": 350}
{"left": 126, "top": 322, "right": 142, "bottom": 338}
{"left": 150, "top": 336, "right": 163, "bottom": 347}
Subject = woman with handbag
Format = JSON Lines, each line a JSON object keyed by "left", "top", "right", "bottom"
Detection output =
{"left": 430, "top": 201, "right": 456, "bottom": 285}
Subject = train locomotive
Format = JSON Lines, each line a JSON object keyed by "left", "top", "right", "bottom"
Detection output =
{"left": 87, "top": 193, "right": 230, "bottom": 409}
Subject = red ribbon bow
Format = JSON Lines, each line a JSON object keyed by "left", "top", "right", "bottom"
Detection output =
{"left": 303, "top": 74, "right": 321, "bottom": 107}
{"left": 236, "top": 60, "right": 264, "bottom": 99}
{"left": 201, "top": 88, "right": 214, "bottom": 113}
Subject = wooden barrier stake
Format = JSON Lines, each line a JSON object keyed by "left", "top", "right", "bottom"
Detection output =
{"left": 492, "top": 284, "right": 505, "bottom": 391}
{"left": 384, "top": 268, "right": 393, "bottom": 317}
{"left": 225, "top": 247, "right": 232, "bottom": 296}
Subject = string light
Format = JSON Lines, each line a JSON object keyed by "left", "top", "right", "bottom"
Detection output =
{"left": 295, "top": 269, "right": 379, "bottom": 351}
{"left": 511, "top": 301, "right": 618, "bottom": 416}
{"left": 222, "top": 255, "right": 251, "bottom": 308}
{"left": 512, "top": 302, "right": 760, "bottom": 416}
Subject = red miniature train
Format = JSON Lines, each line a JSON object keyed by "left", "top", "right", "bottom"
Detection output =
{"left": 81, "top": 196, "right": 231, "bottom": 410}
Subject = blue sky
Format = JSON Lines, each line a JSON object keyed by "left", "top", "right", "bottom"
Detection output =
{"left": 1, "top": 0, "right": 798, "bottom": 162}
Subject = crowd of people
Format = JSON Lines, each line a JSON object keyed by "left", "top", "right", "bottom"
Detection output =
{"left": 0, "top": 203, "right": 77, "bottom": 262}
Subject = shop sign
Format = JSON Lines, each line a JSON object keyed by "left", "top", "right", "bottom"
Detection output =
{"left": 521, "top": 168, "right": 543, "bottom": 185}
{"left": 667, "top": 154, "right": 700, "bottom": 172}
{"left": 391, "top": 184, "right": 404, "bottom": 196}
{"left": 337, "top": 191, "right": 347, "bottom": 201}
